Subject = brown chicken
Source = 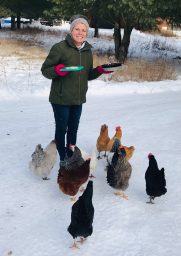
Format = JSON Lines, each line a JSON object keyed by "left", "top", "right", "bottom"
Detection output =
{"left": 96, "top": 124, "right": 110, "bottom": 159}
{"left": 57, "top": 146, "right": 91, "bottom": 199}
{"left": 121, "top": 145, "right": 135, "bottom": 160}
{"left": 106, "top": 126, "right": 122, "bottom": 152}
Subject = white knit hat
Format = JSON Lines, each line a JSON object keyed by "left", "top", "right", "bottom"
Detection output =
{"left": 70, "top": 17, "right": 89, "bottom": 32}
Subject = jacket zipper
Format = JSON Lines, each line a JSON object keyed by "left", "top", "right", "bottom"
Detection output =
{"left": 78, "top": 50, "right": 81, "bottom": 105}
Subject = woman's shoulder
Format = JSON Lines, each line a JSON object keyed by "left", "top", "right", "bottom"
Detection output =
{"left": 52, "top": 39, "right": 66, "bottom": 48}
{"left": 50, "top": 40, "right": 67, "bottom": 53}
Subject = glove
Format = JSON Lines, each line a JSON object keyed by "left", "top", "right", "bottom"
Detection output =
{"left": 55, "top": 64, "right": 68, "bottom": 76}
{"left": 97, "top": 65, "right": 113, "bottom": 74}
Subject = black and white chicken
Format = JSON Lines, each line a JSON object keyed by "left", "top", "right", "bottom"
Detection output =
{"left": 29, "top": 140, "right": 57, "bottom": 180}
{"left": 145, "top": 153, "right": 167, "bottom": 204}
{"left": 67, "top": 180, "right": 94, "bottom": 249}
{"left": 65, "top": 146, "right": 85, "bottom": 170}
{"left": 106, "top": 146, "right": 132, "bottom": 200}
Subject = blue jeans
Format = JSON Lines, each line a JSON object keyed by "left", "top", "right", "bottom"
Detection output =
{"left": 51, "top": 103, "right": 82, "bottom": 161}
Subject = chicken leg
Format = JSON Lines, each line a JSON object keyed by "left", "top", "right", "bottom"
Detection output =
{"left": 69, "top": 240, "right": 80, "bottom": 249}
{"left": 97, "top": 152, "right": 102, "bottom": 159}
{"left": 77, "top": 237, "right": 87, "bottom": 244}
{"left": 114, "top": 191, "right": 128, "bottom": 200}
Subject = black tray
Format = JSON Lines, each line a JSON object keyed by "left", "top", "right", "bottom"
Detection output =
{"left": 102, "top": 63, "right": 123, "bottom": 71}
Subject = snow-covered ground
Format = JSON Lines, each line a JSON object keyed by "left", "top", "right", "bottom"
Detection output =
{"left": 0, "top": 23, "right": 181, "bottom": 256}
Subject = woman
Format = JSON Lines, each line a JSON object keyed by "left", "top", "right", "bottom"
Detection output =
{"left": 41, "top": 15, "right": 111, "bottom": 166}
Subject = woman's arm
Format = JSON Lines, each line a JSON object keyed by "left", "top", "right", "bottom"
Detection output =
{"left": 41, "top": 44, "right": 62, "bottom": 79}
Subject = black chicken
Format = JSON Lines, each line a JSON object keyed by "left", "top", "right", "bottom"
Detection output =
{"left": 67, "top": 180, "right": 94, "bottom": 249}
{"left": 65, "top": 146, "right": 85, "bottom": 170}
{"left": 145, "top": 153, "right": 167, "bottom": 204}
{"left": 106, "top": 147, "right": 132, "bottom": 200}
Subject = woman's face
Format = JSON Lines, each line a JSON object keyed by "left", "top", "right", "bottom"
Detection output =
{"left": 71, "top": 23, "right": 87, "bottom": 47}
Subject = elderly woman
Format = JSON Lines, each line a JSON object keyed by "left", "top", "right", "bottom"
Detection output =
{"left": 41, "top": 15, "right": 110, "bottom": 166}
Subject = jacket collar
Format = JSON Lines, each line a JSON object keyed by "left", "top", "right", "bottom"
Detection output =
{"left": 65, "top": 33, "right": 92, "bottom": 51}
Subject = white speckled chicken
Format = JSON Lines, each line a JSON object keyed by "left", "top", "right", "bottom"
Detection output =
{"left": 29, "top": 140, "right": 57, "bottom": 180}
{"left": 106, "top": 146, "right": 132, "bottom": 200}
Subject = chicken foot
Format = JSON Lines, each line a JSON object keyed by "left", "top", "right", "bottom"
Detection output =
{"left": 42, "top": 177, "right": 50, "bottom": 180}
{"left": 146, "top": 196, "right": 155, "bottom": 204}
{"left": 114, "top": 191, "right": 128, "bottom": 200}
{"left": 69, "top": 240, "right": 80, "bottom": 250}
{"left": 103, "top": 151, "right": 107, "bottom": 157}
{"left": 97, "top": 153, "right": 102, "bottom": 159}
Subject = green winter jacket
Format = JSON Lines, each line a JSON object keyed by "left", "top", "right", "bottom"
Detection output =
{"left": 41, "top": 34, "right": 101, "bottom": 105}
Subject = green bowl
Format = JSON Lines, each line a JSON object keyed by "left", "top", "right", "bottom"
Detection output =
{"left": 60, "top": 66, "right": 84, "bottom": 71}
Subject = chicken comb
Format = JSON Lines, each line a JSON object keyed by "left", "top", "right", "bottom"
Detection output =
{"left": 116, "top": 126, "right": 121, "bottom": 131}
{"left": 119, "top": 146, "right": 126, "bottom": 155}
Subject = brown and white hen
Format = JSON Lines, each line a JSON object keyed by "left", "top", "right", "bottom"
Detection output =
{"left": 57, "top": 146, "right": 91, "bottom": 200}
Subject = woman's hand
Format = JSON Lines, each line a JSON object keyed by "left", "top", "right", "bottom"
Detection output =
{"left": 97, "top": 66, "right": 113, "bottom": 74}
{"left": 55, "top": 64, "right": 69, "bottom": 76}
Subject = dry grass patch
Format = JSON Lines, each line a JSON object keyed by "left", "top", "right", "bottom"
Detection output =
{"left": 93, "top": 54, "right": 176, "bottom": 81}
{"left": 16, "top": 26, "right": 66, "bottom": 37}
{"left": 113, "top": 58, "right": 176, "bottom": 81}
{"left": 93, "top": 53, "right": 112, "bottom": 67}
{"left": 0, "top": 38, "right": 47, "bottom": 60}
{"left": 0, "top": 38, "right": 47, "bottom": 88}
{"left": 160, "top": 30, "right": 176, "bottom": 37}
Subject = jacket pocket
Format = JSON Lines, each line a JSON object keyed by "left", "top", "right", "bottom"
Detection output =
{"left": 51, "top": 78, "right": 63, "bottom": 97}
{"left": 59, "top": 81, "right": 63, "bottom": 96}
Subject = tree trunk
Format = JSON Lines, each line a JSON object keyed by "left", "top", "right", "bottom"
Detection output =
{"left": 113, "top": 22, "right": 121, "bottom": 60}
{"left": 94, "top": 25, "right": 99, "bottom": 37}
{"left": 11, "top": 16, "right": 16, "bottom": 30}
{"left": 118, "top": 25, "right": 133, "bottom": 62}
{"left": 17, "top": 12, "right": 21, "bottom": 29}
{"left": 93, "top": 16, "right": 99, "bottom": 37}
